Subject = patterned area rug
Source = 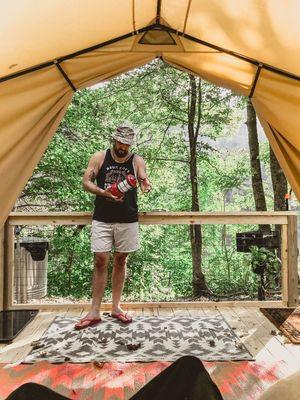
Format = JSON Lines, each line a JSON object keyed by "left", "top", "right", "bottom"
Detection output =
{"left": 23, "top": 315, "right": 253, "bottom": 363}
{"left": 0, "top": 359, "right": 293, "bottom": 400}
{"left": 260, "top": 308, "right": 300, "bottom": 344}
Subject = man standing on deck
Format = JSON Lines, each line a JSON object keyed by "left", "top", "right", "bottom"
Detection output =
{"left": 75, "top": 126, "right": 151, "bottom": 329}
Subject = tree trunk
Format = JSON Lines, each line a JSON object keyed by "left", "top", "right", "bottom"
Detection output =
{"left": 246, "top": 99, "right": 269, "bottom": 233}
{"left": 188, "top": 75, "right": 210, "bottom": 296}
{"left": 269, "top": 146, "right": 287, "bottom": 211}
{"left": 270, "top": 145, "right": 288, "bottom": 268}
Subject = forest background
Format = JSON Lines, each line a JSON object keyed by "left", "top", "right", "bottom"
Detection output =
{"left": 15, "top": 60, "right": 299, "bottom": 303}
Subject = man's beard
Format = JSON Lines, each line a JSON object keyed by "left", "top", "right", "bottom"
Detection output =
{"left": 114, "top": 145, "right": 128, "bottom": 158}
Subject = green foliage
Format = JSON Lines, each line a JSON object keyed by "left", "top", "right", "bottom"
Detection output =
{"left": 249, "top": 245, "right": 281, "bottom": 290}
{"left": 47, "top": 226, "right": 93, "bottom": 298}
{"left": 18, "top": 60, "right": 271, "bottom": 301}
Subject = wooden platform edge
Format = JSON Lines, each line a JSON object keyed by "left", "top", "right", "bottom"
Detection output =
{"left": 9, "top": 300, "right": 285, "bottom": 310}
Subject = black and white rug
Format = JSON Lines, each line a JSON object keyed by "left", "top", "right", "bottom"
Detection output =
{"left": 24, "top": 315, "right": 253, "bottom": 363}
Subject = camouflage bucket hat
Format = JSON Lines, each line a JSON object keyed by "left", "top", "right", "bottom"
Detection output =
{"left": 112, "top": 126, "right": 135, "bottom": 145}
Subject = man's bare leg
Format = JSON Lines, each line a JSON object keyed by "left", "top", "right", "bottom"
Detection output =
{"left": 111, "top": 252, "right": 130, "bottom": 318}
{"left": 76, "top": 252, "right": 110, "bottom": 327}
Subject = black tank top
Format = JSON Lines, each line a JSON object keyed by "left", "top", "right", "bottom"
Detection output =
{"left": 93, "top": 149, "right": 138, "bottom": 223}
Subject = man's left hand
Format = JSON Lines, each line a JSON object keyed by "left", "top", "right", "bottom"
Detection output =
{"left": 139, "top": 178, "right": 152, "bottom": 193}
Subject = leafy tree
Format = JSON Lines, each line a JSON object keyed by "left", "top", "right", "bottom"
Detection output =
{"left": 15, "top": 60, "right": 268, "bottom": 301}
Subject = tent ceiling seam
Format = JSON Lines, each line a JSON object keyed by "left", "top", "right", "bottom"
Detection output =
{"left": 1, "top": 23, "right": 300, "bottom": 86}
{"left": 132, "top": 0, "right": 137, "bottom": 33}
{"left": 0, "top": 28, "right": 148, "bottom": 84}
{"left": 183, "top": 0, "right": 192, "bottom": 34}
{"left": 54, "top": 61, "right": 77, "bottom": 92}
{"left": 156, "top": 0, "right": 162, "bottom": 24}
{"left": 163, "top": 25, "right": 300, "bottom": 84}
{"left": 249, "top": 63, "right": 262, "bottom": 98}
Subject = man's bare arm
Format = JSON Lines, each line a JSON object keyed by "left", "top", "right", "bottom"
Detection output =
{"left": 135, "top": 155, "right": 152, "bottom": 193}
{"left": 82, "top": 152, "right": 123, "bottom": 201}
{"left": 82, "top": 152, "right": 105, "bottom": 195}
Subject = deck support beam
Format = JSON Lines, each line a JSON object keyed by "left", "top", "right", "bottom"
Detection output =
{"left": 0, "top": 225, "right": 4, "bottom": 311}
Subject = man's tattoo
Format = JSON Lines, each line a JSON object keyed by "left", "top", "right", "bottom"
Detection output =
{"left": 88, "top": 170, "right": 96, "bottom": 182}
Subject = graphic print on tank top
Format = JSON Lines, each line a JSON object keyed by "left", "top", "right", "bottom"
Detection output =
{"left": 93, "top": 150, "right": 138, "bottom": 223}
{"left": 103, "top": 165, "right": 133, "bottom": 203}
{"left": 104, "top": 165, "right": 131, "bottom": 190}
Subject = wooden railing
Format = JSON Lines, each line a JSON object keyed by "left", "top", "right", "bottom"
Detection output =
{"left": 0, "top": 211, "right": 298, "bottom": 309}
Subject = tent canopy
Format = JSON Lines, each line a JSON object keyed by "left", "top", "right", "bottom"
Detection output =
{"left": 1, "top": 0, "right": 300, "bottom": 227}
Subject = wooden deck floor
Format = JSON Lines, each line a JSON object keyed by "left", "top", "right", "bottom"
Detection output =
{"left": 0, "top": 305, "right": 299, "bottom": 370}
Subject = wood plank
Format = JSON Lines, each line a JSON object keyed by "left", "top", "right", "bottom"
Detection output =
{"left": 65, "top": 307, "right": 84, "bottom": 317}
{"left": 201, "top": 306, "right": 220, "bottom": 317}
{"left": 9, "top": 211, "right": 296, "bottom": 219}
{"left": 187, "top": 307, "right": 207, "bottom": 317}
{"left": 8, "top": 212, "right": 92, "bottom": 226}
{"left": 140, "top": 215, "right": 288, "bottom": 225}
{"left": 125, "top": 308, "right": 141, "bottom": 317}
{"left": 287, "top": 215, "right": 299, "bottom": 307}
{"left": 234, "top": 307, "right": 297, "bottom": 365}
{"left": 172, "top": 307, "right": 189, "bottom": 316}
{"left": 8, "top": 211, "right": 293, "bottom": 226}
{"left": 142, "top": 307, "right": 158, "bottom": 316}
{"left": 157, "top": 307, "right": 174, "bottom": 317}
{"left": 243, "top": 307, "right": 287, "bottom": 347}
{"left": 220, "top": 307, "right": 274, "bottom": 361}
{"left": 3, "top": 223, "right": 14, "bottom": 310}
{"left": 281, "top": 224, "right": 289, "bottom": 306}
{"left": 10, "top": 300, "right": 285, "bottom": 310}
{"left": 251, "top": 307, "right": 300, "bottom": 362}
{"left": 0, "top": 311, "right": 56, "bottom": 363}
{"left": 0, "top": 226, "right": 4, "bottom": 311}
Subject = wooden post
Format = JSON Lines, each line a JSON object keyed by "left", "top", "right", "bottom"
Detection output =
{"left": 286, "top": 215, "right": 299, "bottom": 307}
{"left": 0, "top": 225, "right": 4, "bottom": 311}
{"left": 3, "top": 222, "right": 14, "bottom": 310}
{"left": 281, "top": 224, "right": 288, "bottom": 306}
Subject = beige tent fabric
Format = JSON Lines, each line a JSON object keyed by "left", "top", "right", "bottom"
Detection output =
{"left": 162, "top": 0, "right": 300, "bottom": 75}
{"left": 252, "top": 68, "right": 300, "bottom": 200}
{"left": 62, "top": 52, "right": 155, "bottom": 89}
{"left": 163, "top": 49, "right": 256, "bottom": 96}
{"left": 1, "top": 1, "right": 300, "bottom": 228}
{"left": 0, "top": 67, "right": 73, "bottom": 225}
{"left": 0, "top": 0, "right": 157, "bottom": 77}
{"left": 0, "top": 52, "right": 154, "bottom": 227}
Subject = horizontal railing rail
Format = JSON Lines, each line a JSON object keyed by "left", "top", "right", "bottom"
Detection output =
{"left": 1, "top": 211, "right": 298, "bottom": 310}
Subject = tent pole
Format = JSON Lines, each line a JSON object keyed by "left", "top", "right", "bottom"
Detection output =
{"left": 156, "top": 0, "right": 162, "bottom": 24}
{"left": 54, "top": 61, "right": 77, "bottom": 92}
{"left": 249, "top": 63, "right": 263, "bottom": 98}
{"left": 56, "top": 25, "right": 155, "bottom": 62}
{"left": 159, "top": 24, "right": 300, "bottom": 83}
{"left": 0, "top": 26, "right": 153, "bottom": 84}
{"left": 183, "top": 0, "right": 192, "bottom": 34}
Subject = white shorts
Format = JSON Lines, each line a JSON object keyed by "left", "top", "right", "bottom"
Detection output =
{"left": 91, "top": 220, "right": 140, "bottom": 253}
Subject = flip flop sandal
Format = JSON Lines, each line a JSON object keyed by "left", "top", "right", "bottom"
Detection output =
{"left": 74, "top": 317, "right": 101, "bottom": 330}
{"left": 111, "top": 313, "right": 132, "bottom": 324}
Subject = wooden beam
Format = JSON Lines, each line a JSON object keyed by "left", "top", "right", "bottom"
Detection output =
{"left": 8, "top": 212, "right": 92, "bottom": 226}
{"left": 139, "top": 213, "right": 288, "bottom": 225}
{"left": 8, "top": 211, "right": 293, "bottom": 226}
{"left": 281, "top": 224, "right": 288, "bottom": 306}
{"left": 286, "top": 215, "right": 299, "bottom": 307}
{"left": 3, "top": 223, "right": 14, "bottom": 310}
{"left": 0, "top": 226, "right": 4, "bottom": 311}
{"left": 10, "top": 300, "right": 285, "bottom": 310}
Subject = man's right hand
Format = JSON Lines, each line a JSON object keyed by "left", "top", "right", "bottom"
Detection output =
{"left": 101, "top": 187, "right": 124, "bottom": 202}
